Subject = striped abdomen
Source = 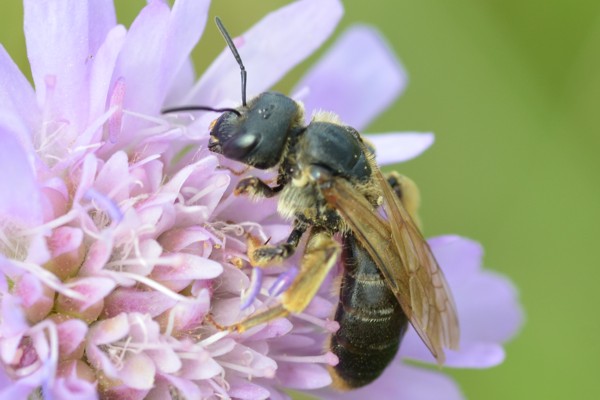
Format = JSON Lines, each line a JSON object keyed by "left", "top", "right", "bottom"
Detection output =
{"left": 329, "top": 233, "right": 409, "bottom": 389}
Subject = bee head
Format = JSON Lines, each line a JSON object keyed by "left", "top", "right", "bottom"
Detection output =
{"left": 208, "top": 92, "right": 303, "bottom": 169}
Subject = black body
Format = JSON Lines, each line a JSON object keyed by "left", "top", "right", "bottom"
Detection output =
{"left": 330, "top": 234, "right": 409, "bottom": 388}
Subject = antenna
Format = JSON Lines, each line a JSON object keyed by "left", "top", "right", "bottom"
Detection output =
{"left": 215, "top": 16, "right": 247, "bottom": 107}
{"left": 162, "top": 105, "right": 241, "bottom": 117}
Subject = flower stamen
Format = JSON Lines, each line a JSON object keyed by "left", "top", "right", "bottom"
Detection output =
{"left": 200, "top": 330, "right": 230, "bottom": 347}
{"left": 102, "top": 270, "right": 193, "bottom": 303}
{"left": 219, "top": 360, "right": 275, "bottom": 379}
{"left": 268, "top": 266, "right": 299, "bottom": 297}
{"left": 240, "top": 267, "right": 263, "bottom": 310}
{"left": 11, "top": 260, "right": 85, "bottom": 300}
{"left": 293, "top": 312, "right": 340, "bottom": 333}
{"left": 84, "top": 188, "right": 124, "bottom": 224}
{"left": 272, "top": 351, "right": 339, "bottom": 366}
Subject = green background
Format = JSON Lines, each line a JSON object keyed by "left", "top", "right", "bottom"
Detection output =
{"left": 2, "top": 1, "right": 599, "bottom": 399}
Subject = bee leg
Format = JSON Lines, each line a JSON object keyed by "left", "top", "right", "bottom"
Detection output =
{"left": 219, "top": 164, "right": 251, "bottom": 176}
{"left": 234, "top": 176, "right": 283, "bottom": 198}
{"left": 229, "top": 304, "right": 290, "bottom": 333}
{"left": 281, "top": 229, "right": 340, "bottom": 312}
{"left": 385, "top": 171, "right": 421, "bottom": 225}
{"left": 231, "top": 229, "right": 340, "bottom": 333}
{"left": 248, "top": 221, "right": 308, "bottom": 266}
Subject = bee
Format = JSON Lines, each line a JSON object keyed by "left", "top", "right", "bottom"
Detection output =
{"left": 165, "top": 17, "right": 460, "bottom": 389}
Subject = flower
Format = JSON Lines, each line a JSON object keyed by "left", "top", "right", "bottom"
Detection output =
{"left": 0, "top": 1, "right": 523, "bottom": 400}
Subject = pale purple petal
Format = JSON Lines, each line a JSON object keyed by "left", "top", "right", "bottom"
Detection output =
{"left": 264, "top": 387, "right": 291, "bottom": 400}
{"left": 79, "top": 239, "right": 112, "bottom": 276}
{"left": 0, "top": 378, "right": 35, "bottom": 400}
{"left": 179, "top": 353, "right": 223, "bottom": 380}
{"left": 228, "top": 377, "right": 271, "bottom": 400}
{"left": 365, "top": 132, "right": 435, "bottom": 165}
{"left": 164, "top": 58, "right": 196, "bottom": 107}
{"left": 88, "top": 313, "right": 129, "bottom": 345}
{"left": 294, "top": 25, "right": 406, "bottom": 130}
{"left": 211, "top": 265, "right": 250, "bottom": 296}
{"left": 428, "top": 235, "right": 483, "bottom": 287}
{"left": 56, "top": 319, "right": 88, "bottom": 359}
{"left": 457, "top": 271, "right": 524, "bottom": 344}
{"left": 72, "top": 153, "right": 99, "bottom": 205}
{"left": 48, "top": 226, "right": 83, "bottom": 258}
{"left": 186, "top": 0, "right": 344, "bottom": 105}
{"left": 164, "top": 0, "right": 210, "bottom": 95}
{"left": 153, "top": 375, "right": 202, "bottom": 400}
{"left": 316, "top": 362, "right": 463, "bottom": 400}
{"left": 176, "top": 170, "right": 231, "bottom": 223}
{"left": 431, "top": 236, "right": 524, "bottom": 344}
{"left": 119, "top": 352, "right": 156, "bottom": 390}
{"left": 0, "top": 45, "right": 39, "bottom": 147}
{"left": 87, "top": 0, "right": 116, "bottom": 54}
{"left": 276, "top": 363, "right": 332, "bottom": 389}
{"left": 113, "top": 0, "right": 209, "bottom": 118}
{"left": 14, "top": 273, "right": 53, "bottom": 322}
{"left": 0, "top": 291, "right": 29, "bottom": 338}
{"left": 93, "top": 151, "right": 129, "bottom": 203}
{"left": 112, "top": 0, "right": 170, "bottom": 116}
{"left": 216, "top": 195, "right": 279, "bottom": 223}
{"left": 85, "top": 25, "right": 127, "bottom": 137}
{"left": 57, "top": 277, "right": 116, "bottom": 312}
{"left": 151, "top": 254, "right": 223, "bottom": 280}
{"left": 24, "top": 0, "right": 91, "bottom": 131}
{"left": 52, "top": 374, "right": 97, "bottom": 400}
{"left": 219, "top": 345, "right": 277, "bottom": 379}
{"left": 401, "top": 236, "right": 524, "bottom": 368}
{"left": 159, "top": 291, "right": 210, "bottom": 333}
{"left": 159, "top": 227, "right": 211, "bottom": 252}
{"left": 0, "top": 128, "right": 42, "bottom": 225}
{"left": 156, "top": 157, "right": 218, "bottom": 206}
{"left": 103, "top": 288, "right": 178, "bottom": 318}
{"left": 245, "top": 319, "right": 294, "bottom": 342}
{"left": 401, "top": 330, "right": 507, "bottom": 368}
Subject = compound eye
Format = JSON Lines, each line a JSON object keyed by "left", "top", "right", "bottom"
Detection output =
{"left": 222, "top": 131, "right": 260, "bottom": 161}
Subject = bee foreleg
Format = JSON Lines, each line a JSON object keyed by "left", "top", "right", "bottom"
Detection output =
{"left": 248, "top": 220, "right": 308, "bottom": 266}
{"left": 234, "top": 176, "right": 283, "bottom": 198}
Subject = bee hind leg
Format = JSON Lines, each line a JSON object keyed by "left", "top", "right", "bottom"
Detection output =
{"left": 385, "top": 171, "right": 421, "bottom": 225}
{"left": 231, "top": 229, "right": 340, "bottom": 333}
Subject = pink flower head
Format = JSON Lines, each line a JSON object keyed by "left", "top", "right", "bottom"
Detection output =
{"left": 0, "top": 1, "right": 523, "bottom": 399}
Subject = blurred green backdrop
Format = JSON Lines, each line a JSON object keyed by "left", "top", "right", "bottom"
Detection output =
{"left": 2, "top": 1, "right": 599, "bottom": 399}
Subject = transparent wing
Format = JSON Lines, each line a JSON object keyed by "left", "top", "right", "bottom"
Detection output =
{"left": 322, "top": 172, "right": 459, "bottom": 364}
